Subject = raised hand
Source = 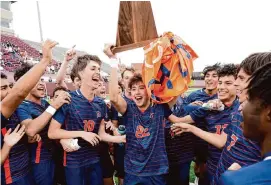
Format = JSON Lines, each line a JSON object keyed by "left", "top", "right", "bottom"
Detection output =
{"left": 42, "top": 39, "right": 58, "bottom": 63}
{"left": 4, "top": 124, "right": 25, "bottom": 147}
{"left": 103, "top": 44, "right": 115, "bottom": 58}
{"left": 64, "top": 46, "right": 76, "bottom": 62}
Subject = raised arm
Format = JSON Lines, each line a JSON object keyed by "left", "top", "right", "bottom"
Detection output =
{"left": 1, "top": 40, "right": 58, "bottom": 118}
{"left": 104, "top": 44, "right": 127, "bottom": 114}
{"left": 56, "top": 47, "right": 76, "bottom": 88}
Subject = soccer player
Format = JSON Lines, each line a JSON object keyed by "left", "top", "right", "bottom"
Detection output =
{"left": 48, "top": 54, "right": 125, "bottom": 185}
{"left": 1, "top": 40, "right": 58, "bottom": 185}
{"left": 14, "top": 64, "right": 71, "bottom": 185}
{"left": 106, "top": 45, "right": 196, "bottom": 184}
{"left": 171, "top": 64, "right": 240, "bottom": 184}
{"left": 96, "top": 78, "right": 115, "bottom": 185}
{"left": 172, "top": 52, "right": 271, "bottom": 184}
{"left": 219, "top": 62, "right": 271, "bottom": 185}
{"left": 166, "top": 63, "right": 220, "bottom": 185}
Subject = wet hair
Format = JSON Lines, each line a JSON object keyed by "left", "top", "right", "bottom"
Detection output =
{"left": 14, "top": 63, "right": 33, "bottom": 81}
{"left": 53, "top": 86, "right": 68, "bottom": 97}
{"left": 1, "top": 72, "right": 7, "bottom": 79}
{"left": 121, "top": 67, "right": 135, "bottom": 79}
{"left": 202, "top": 63, "right": 221, "bottom": 77}
{"left": 238, "top": 52, "right": 271, "bottom": 75}
{"left": 217, "top": 64, "right": 237, "bottom": 79}
{"left": 247, "top": 63, "right": 271, "bottom": 107}
{"left": 128, "top": 73, "right": 143, "bottom": 89}
{"left": 72, "top": 55, "right": 102, "bottom": 77}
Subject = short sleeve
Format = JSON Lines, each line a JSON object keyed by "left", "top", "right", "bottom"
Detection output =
{"left": 111, "top": 106, "right": 119, "bottom": 121}
{"left": 162, "top": 104, "right": 172, "bottom": 118}
{"left": 17, "top": 103, "right": 32, "bottom": 122}
{"left": 189, "top": 107, "right": 208, "bottom": 123}
{"left": 53, "top": 104, "right": 69, "bottom": 125}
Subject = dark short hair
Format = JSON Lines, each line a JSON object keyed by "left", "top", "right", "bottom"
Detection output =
{"left": 121, "top": 67, "right": 135, "bottom": 79}
{"left": 238, "top": 52, "right": 271, "bottom": 75}
{"left": 1, "top": 72, "right": 7, "bottom": 79}
{"left": 53, "top": 86, "right": 68, "bottom": 97}
{"left": 72, "top": 54, "right": 102, "bottom": 77}
{"left": 247, "top": 63, "right": 271, "bottom": 107}
{"left": 218, "top": 64, "right": 237, "bottom": 79}
{"left": 128, "top": 73, "right": 143, "bottom": 89}
{"left": 14, "top": 63, "right": 33, "bottom": 81}
{"left": 202, "top": 63, "right": 221, "bottom": 78}
{"left": 118, "top": 81, "right": 124, "bottom": 92}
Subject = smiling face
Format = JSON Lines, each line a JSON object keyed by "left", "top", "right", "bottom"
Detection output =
{"left": 217, "top": 75, "right": 236, "bottom": 103}
{"left": 130, "top": 81, "right": 149, "bottom": 108}
{"left": 79, "top": 61, "right": 101, "bottom": 90}
{"left": 204, "top": 70, "right": 219, "bottom": 91}
{"left": 29, "top": 78, "right": 46, "bottom": 99}
{"left": 234, "top": 68, "right": 250, "bottom": 103}
{"left": 96, "top": 80, "right": 106, "bottom": 99}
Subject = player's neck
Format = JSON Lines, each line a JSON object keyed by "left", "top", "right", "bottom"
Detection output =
{"left": 80, "top": 85, "right": 95, "bottom": 101}
{"left": 138, "top": 99, "right": 151, "bottom": 112}
{"left": 124, "top": 89, "right": 132, "bottom": 99}
{"left": 204, "top": 88, "right": 217, "bottom": 96}
{"left": 222, "top": 96, "right": 236, "bottom": 107}
{"left": 261, "top": 133, "right": 271, "bottom": 157}
{"left": 26, "top": 94, "right": 41, "bottom": 105}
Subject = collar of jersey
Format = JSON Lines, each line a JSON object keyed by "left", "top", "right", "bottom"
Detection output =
{"left": 75, "top": 89, "right": 96, "bottom": 102}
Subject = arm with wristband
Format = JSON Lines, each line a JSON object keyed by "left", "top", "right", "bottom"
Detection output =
{"left": 18, "top": 91, "right": 71, "bottom": 137}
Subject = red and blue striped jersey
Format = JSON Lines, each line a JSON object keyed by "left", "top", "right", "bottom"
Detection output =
{"left": 123, "top": 101, "right": 172, "bottom": 176}
{"left": 53, "top": 90, "right": 107, "bottom": 168}
{"left": 165, "top": 103, "right": 198, "bottom": 165}
{"left": 17, "top": 100, "right": 54, "bottom": 163}
{"left": 190, "top": 98, "right": 240, "bottom": 176}
{"left": 213, "top": 111, "right": 261, "bottom": 184}
{"left": 1, "top": 113, "right": 30, "bottom": 184}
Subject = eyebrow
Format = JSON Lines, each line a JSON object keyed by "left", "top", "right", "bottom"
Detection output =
{"left": 1, "top": 85, "right": 8, "bottom": 88}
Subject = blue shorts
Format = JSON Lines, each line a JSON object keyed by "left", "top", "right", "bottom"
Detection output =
{"left": 167, "top": 161, "right": 191, "bottom": 185}
{"left": 65, "top": 162, "right": 103, "bottom": 185}
{"left": 1, "top": 171, "right": 34, "bottom": 185}
{"left": 114, "top": 144, "right": 125, "bottom": 178}
{"left": 124, "top": 173, "right": 166, "bottom": 185}
{"left": 32, "top": 160, "right": 55, "bottom": 185}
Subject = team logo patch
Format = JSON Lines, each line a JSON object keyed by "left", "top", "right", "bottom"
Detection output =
{"left": 96, "top": 111, "right": 101, "bottom": 118}
{"left": 135, "top": 125, "right": 150, "bottom": 138}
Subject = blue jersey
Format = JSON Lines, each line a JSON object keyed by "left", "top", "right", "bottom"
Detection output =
{"left": 213, "top": 111, "right": 261, "bottom": 184}
{"left": 17, "top": 100, "right": 54, "bottom": 163}
{"left": 190, "top": 98, "right": 240, "bottom": 176}
{"left": 184, "top": 89, "right": 218, "bottom": 105}
{"left": 53, "top": 90, "right": 107, "bottom": 168}
{"left": 124, "top": 101, "right": 172, "bottom": 176}
{"left": 219, "top": 153, "right": 271, "bottom": 185}
{"left": 1, "top": 113, "right": 30, "bottom": 184}
{"left": 165, "top": 104, "right": 198, "bottom": 165}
